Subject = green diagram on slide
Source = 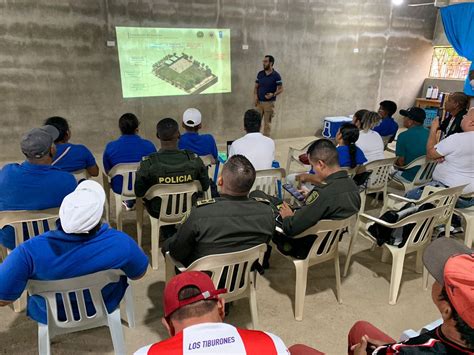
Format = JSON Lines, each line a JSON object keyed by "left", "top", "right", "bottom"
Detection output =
{"left": 116, "top": 27, "right": 231, "bottom": 98}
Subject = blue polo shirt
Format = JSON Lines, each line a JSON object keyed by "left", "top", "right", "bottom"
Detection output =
{"left": 0, "top": 162, "right": 77, "bottom": 249}
{"left": 0, "top": 223, "right": 148, "bottom": 324}
{"left": 337, "top": 145, "right": 367, "bottom": 167}
{"left": 179, "top": 132, "right": 218, "bottom": 160}
{"left": 396, "top": 125, "right": 429, "bottom": 181}
{"left": 256, "top": 70, "right": 282, "bottom": 102}
{"left": 52, "top": 143, "right": 96, "bottom": 172}
{"left": 103, "top": 135, "right": 157, "bottom": 194}
{"left": 373, "top": 116, "right": 399, "bottom": 138}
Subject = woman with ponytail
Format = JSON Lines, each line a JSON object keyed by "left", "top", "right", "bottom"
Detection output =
{"left": 352, "top": 110, "right": 385, "bottom": 162}
{"left": 336, "top": 123, "right": 367, "bottom": 168}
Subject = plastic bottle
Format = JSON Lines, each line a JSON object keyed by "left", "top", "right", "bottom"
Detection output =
{"left": 431, "top": 86, "right": 439, "bottom": 100}
{"left": 426, "top": 86, "right": 433, "bottom": 99}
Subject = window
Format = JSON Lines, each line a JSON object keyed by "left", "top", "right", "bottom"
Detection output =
{"left": 429, "top": 46, "right": 471, "bottom": 80}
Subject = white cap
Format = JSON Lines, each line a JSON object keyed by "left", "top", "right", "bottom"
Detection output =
{"left": 182, "top": 108, "right": 202, "bottom": 127}
{"left": 59, "top": 180, "right": 106, "bottom": 234}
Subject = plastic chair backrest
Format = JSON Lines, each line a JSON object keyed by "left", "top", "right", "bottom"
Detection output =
{"left": 0, "top": 209, "right": 59, "bottom": 248}
{"left": 251, "top": 168, "right": 286, "bottom": 196}
{"left": 301, "top": 217, "right": 352, "bottom": 262}
{"left": 144, "top": 182, "right": 200, "bottom": 223}
{"left": 71, "top": 169, "right": 90, "bottom": 183}
{"left": 27, "top": 269, "right": 124, "bottom": 335}
{"left": 200, "top": 154, "right": 217, "bottom": 181}
{"left": 418, "top": 185, "right": 466, "bottom": 224}
{"left": 108, "top": 162, "right": 140, "bottom": 198}
{"left": 406, "top": 156, "right": 437, "bottom": 187}
{"left": 365, "top": 157, "right": 397, "bottom": 192}
{"left": 184, "top": 244, "right": 267, "bottom": 302}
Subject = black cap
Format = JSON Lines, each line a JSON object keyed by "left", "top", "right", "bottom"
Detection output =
{"left": 399, "top": 107, "right": 426, "bottom": 123}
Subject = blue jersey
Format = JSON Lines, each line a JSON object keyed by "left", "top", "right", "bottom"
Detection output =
{"left": 0, "top": 223, "right": 148, "bottom": 324}
{"left": 256, "top": 70, "right": 282, "bottom": 102}
{"left": 103, "top": 135, "right": 157, "bottom": 194}
{"left": 337, "top": 145, "right": 368, "bottom": 168}
{"left": 0, "top": 162, "right": 77, "bottom": 249}
{"left": 178, "top": 132, "right": 218, "bottom": 160}
{"left": 373, "top": 117, "right": 399, "bottom": 138}
{"left": 52, "top": 143, "right": 96, "bottom": 172}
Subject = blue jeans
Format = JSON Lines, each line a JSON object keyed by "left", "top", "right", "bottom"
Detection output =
{"left": 405, "top": 180, "right": 474, "bottom": 209}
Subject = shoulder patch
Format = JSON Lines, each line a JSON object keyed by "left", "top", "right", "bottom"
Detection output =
{"left": 142, "top": 155, "right": 150, "bottom": 161}
{"left": 197, "top": 198, "right": 216, "bottom": 207}
{"left": 179, "top": 210, "right": 192, "bottom": 224}
{"left": 252, "top": 197, "right": 271, "bottom": 205}
{"left": 306, "top": 191, "right": 319, "bottom": 205}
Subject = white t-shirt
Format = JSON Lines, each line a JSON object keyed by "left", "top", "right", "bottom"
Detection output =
{"left": 134, "top": 322, "right": 289, "bottom": 355}
{"left": 229, "top": 133, "right": 275, "bottom": 170}
{"left": 356, "top": 130, "right": 385, "bottom": 163}
{"left": 433, "top": 131, "right": 474, "bottom": 194}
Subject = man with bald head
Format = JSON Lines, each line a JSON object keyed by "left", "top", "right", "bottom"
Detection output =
{"left": 162, "top": 155, "right": 275, "bottom": 267}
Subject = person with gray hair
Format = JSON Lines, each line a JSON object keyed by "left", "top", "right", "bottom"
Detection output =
{"left": 0, "top": 180, "right": 148, "bottom": 325}
{"left": 352, "top": 110, "right": 385, "bottom": 163}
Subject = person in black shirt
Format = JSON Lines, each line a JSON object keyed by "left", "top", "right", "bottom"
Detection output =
{"left": 439, "top": 92, "right": 469, "bottom": 139}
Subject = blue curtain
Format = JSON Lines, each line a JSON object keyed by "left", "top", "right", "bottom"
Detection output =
{"left": 441, "top": 3, "right": 474, "bottom": 95}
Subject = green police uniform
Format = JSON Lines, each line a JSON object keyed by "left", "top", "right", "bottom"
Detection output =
{"left": 275, "top": 170, "right": 360, "bottom": 259}
{"left": 162, "top": 194, "right": 275, "bottom": 267}
{"left": 134, "top": 149, "right": 210, "bottom": 218}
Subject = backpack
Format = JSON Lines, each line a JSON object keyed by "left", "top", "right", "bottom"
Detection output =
{"left": 368, "top": 202, "right": 435, "bottom": 248}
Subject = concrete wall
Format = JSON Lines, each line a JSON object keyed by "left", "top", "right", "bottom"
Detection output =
{"left": 0, "top": 0, "right": 438, "bottom": 161}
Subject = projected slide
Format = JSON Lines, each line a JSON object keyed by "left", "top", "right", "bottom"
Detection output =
{"left": 116, "top": 27, "right": 231, "bottom": 98}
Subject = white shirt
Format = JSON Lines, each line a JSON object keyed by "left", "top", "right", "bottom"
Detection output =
{"left": 433, "top": 131, "right": 474, "bottom": 194}
{"left": 356, "top": 130, "right": 385, "bottom": 163}
{"left": 229, "top": 133, "right": 275, "bottom": 170}
{"left": 134, "top": 322, "right": 289, "bottom": 355}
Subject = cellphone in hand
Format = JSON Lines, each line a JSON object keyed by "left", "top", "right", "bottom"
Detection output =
{"left": 282, "top": 183, "right": 305, "bottom": 201}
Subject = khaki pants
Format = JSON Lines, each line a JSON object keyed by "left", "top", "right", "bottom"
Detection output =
{"left": 256, "top": 101, "right": 275, "bottom": 137}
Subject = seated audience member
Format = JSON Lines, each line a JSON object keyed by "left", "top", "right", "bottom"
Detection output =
{"left": 0, "top": 126, "right": 77, "bottom": 250}
{"left": 134, "top": 271, "right": 289, "bottom": 354}
{"left": 229, "top": 109, "right": 275, "bottom": 170}
{"left": 254, "top": 139, "right": 360, "bottom": 259}
{"left": 393, "top": 107, "right": 429, "bottom": 183}
{"left": 349, "top": 238, "right": 474, "bottom": 354}
{"left": 0, "top": 180, "right": 148, "bottom": 325}
{"left": 178, "top": 108, "right": 218, "bottom": 162}
{"left": 406, "top": 108, "right": 474, "bottom": 208}
{"left": 162, "top": 155, "right": 275, "bottom": 267}
{"left": 134, "top": 118, "right": 210, "bottom": 219}
{"left": 103, "top": 113, "right": 156, "bottom": 194}
{"left": 352, "top": 110, "right": 385, "bottom": 163}
{"left": 374, "top": 100, "right": 399, "bottom": 140}
{"left": 438, "top": 92, "right": 469, "bottom": 139}
{"left": 44, "top": 116, "right": 99, "bottom": 176}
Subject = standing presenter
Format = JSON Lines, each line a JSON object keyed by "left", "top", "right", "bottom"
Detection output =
{"left": 254, "top": 55, "right": 283, "bottom": 137}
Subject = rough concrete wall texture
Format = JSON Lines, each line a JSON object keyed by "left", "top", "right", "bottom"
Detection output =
{"left": 0, "top": 0, "right": 437, "bottom": 161}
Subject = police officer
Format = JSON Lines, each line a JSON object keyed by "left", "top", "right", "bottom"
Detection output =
{"left": 134, "top": 118, "right": 210, "bottom": 219}
{"left": 162, "top": 155, "right": 275, "bottom": 267}
{"left": 253, "top": 139, "right": 360, "bottom": 259}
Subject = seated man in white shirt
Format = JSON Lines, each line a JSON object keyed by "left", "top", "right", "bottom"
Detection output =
{"left": 229, "top": 109, "right": 275, "bottom": 170}
{"left": 406, "top": 107, "right": 474, "bottom": 208}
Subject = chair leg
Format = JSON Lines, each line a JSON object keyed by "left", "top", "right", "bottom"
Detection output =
{"left": 13, "top": 292, "right": 27, "bottom": 312}
{"left": 293, "top": 260, "right": 309, "bottom": 321}
{"left": 415, "top": 250, "right": 423, "bottom": 274}
{"left": 381, "top": 248, "right": 391, "bottom": 263}
{"left": 249, "top": 276, "right": 259, "bottom": 330}
{"left": 444, "top": 217, "right": 452, "bottom": 239}
{"left": 422, "top": 266, "right": 430, "bottom": 291}
{"left": 343, "top": 227, "right": 358, "bottom": 277}
{"left": 150, "top": 219, "right": 161, "bottom": 270}
{"left": 107, "top": 308, "right": 126, "bottom": 355}
{"left": 464, "top": 216, "right": 473, "bottom": 249}
{"left": 165, "top": 256, "right": 176, "bottom": 282}
{"left": 115, "top": 196, "right": 123, "bottom": 231}
{"left": 135, "top": 199, "right": 144, "bottom": 248}
{"left": 38, "top": 323, "right": 51, "bottom": 355}
{"left": 124, "top": 283, "right": 136, "bottom": 328}
{"left": 388, "top": 250, "right": 406, "bottom": 305}
{"left": 334, "top": 253, "right": 342, "bottom": 304}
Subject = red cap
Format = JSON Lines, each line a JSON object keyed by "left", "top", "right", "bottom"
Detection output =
{"left": 444, "top": 254, "right": 474, "bottom": 328}
{"left": 163, "top": 271, "right": 227, "bottom": 318}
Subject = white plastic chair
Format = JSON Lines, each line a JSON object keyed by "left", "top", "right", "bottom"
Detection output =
{"left": 453, "top": 192, "right": 474, "bottom": 248}
{"left": 381, "top": 135, "right": 394, "bottom": 150}
{"left": 144, "top": 182, "right": 200, "bottom": 270}
{"left": 275, "top": 217, "right": 352, "bottom": 321}
{"left": 0, "top": 209, "right": 59, "bottom": 312}
{"left": 71, "top": 169, "right": 91, "bottom": 183}
{"left": 102, "top": 163, "right": 144, "bottom": 246}
{"left": 165, "top": 244, "right": 267, "bottom": 329}
{"left": 27, "top": 269, "right": 135, "bottom": 355}
{"left": 343, "top": 205, "right": 449, "bottom": 305}
{"left": 285, "top": 141, "right": 314, "bottom": 175}
{"left": 391, "top": 156, "right": 437, "bottom": 193}
{"left": 250, "top": 168, "right": 286, "bottom": 198}
{"left": 364, "top": 157, "right": 397, "bottom": 206}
